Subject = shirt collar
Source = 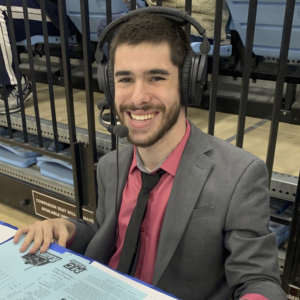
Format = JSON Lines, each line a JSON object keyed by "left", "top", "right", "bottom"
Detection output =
{"left": 129, "top": 120, "right": 191, "bottom": 176}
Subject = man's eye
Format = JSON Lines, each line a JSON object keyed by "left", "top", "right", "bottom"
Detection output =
{"left": 119, "top": 78, "right": 132, "bottom": 83}
{"left": 150, "top": 76, "right": 165, "bottom": 82}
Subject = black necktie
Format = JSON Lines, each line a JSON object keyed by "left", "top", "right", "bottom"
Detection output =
{"left": 117, "top": 169, "right": 165, "bottom": 276}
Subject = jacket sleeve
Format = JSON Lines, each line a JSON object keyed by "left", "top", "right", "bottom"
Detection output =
{"left": 224, "top": 159, "right": 286, "bottom": 300}
{"left": 67, "top": 156, "right": 107, "bottom": 254}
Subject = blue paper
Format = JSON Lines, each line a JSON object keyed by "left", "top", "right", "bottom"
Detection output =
{"left": 0, "top": 225, "right": 178, "bottom": 300}
{"left": 0, "top": 238, "right": 148, "bottom": 300}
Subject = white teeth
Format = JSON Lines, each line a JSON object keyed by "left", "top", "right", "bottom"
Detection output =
{"left": 131, "top": 113, "right": 154, "bottom": 121}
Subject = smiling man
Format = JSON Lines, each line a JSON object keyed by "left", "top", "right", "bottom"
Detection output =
{"left": 113, "top": 42, "right": 185, "bottom": 167}
{"left": 14, "top": 12, "right": 285, "bottom": 300}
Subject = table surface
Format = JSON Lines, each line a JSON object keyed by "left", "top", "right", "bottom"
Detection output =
{"left": 0, "top": 203, "right": 41, "bottom": 228}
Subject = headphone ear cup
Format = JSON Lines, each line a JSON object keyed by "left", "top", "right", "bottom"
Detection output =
{"left": 198, "top": 53, "right": 207, "bottom": 86}
{"left": 97, "top": 60, "right": 106, "bottom": 93}
{"left": 190, "top": 53, "right": 207, "bottom": 106}
{"left": 106, "top": 61, "right": 115, "bottom": 107}
{"left": 181, "top": 50, "right": 195, "bottom": 106}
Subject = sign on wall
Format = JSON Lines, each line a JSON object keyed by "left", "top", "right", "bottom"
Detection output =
{"left": 32, "top": 191, "right": 94, "bottom": 224}
{"left": 288, "top": 285, "right": 300, "bottom": 300}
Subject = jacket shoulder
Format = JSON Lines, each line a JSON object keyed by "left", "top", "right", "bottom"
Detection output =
{"left": 97, "top": 145, "right": 133, "bottom": 171}
{"left": 189, "top": 121, "right": 266, "bottom": 170}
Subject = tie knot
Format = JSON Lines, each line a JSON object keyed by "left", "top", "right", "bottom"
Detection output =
{"left": 141, "top": 169, "right": 165, "bottom": 191}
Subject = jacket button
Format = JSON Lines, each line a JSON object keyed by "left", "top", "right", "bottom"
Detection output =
{"left": 141, "top": 227, "right": 145, "bottom": 232}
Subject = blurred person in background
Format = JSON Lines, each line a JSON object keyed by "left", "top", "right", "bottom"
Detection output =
{"left": 0, "top": 0, "right": 77, "bottom": 114}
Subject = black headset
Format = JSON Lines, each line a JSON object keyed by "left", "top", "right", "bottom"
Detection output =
{"left": 95, "top": 6, "right": 211, "bottom": 107}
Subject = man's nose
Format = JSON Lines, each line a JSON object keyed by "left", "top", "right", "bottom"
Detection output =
{"left": 131, "top": 79, "right": 150, "bottom": 106}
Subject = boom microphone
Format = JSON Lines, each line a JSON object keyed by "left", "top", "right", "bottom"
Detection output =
{"left": 97, "top": 100, "right": 129, "bottom": 260}
{"left": 113, "top": 125, "right": 129, "bottom": 138}
{"left": 97, "top": 100, "right": 129, "bottom": 138}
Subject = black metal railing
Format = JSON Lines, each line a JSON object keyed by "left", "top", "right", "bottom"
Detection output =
{"left": 208, "top": 0, "right": 223, "bottom": 136}
{"left": 281, "top": 171, "right": 300, "bottom": 293}
{"left": 80, "top": 0, "right": 98, "bottom": 219}
{"left": 266, "top": 0, "right": 296, "bottom": 181}
{"left": 40, "top": 0, "right": 60, "bottom": 153}
{"left": 235, "top": 0, "right": 257, "bottom": 148}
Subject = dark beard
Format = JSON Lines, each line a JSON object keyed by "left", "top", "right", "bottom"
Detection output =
{"left": 115, "top": 100, "right": 181, "bottom": 148}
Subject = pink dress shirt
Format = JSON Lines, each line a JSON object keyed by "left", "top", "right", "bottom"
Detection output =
{"left": 109, "top": 121, "right": 191, "bottom": 283}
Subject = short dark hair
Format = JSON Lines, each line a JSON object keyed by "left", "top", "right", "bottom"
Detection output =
{"left": 109, "top": 13, "right": 191, "bottom": 72}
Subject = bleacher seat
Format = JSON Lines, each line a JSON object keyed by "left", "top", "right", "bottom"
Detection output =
{"left": 226, "top": 0, "right": 300, "bottom": 60}
{"left": 16, "top": 35, "right": 76, "bottom": 46}
{"left": 65, "top": 0, "right": 129, "bottom": 42}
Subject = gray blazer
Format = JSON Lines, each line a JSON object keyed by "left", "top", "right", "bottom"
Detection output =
{"left": 69, "top": 121, "right": 286, "bottom": 300}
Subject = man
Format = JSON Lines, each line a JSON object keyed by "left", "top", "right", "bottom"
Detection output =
{"left": 0, "top": 0, "right": 76, "bottom": 114}
{"left": 14, "top": 13, "right": 286, "bottom": 300}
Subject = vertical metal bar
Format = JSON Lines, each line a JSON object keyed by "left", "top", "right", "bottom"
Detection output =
{"left": 110, "top": 113, "right": 116, "bottom": 151}
{"left": 22, "top": 0, "right": 43, "bottom": 148}
{"left": 80, "top": 0, "right": 98, "bottom": 222}
{"left": 58, "top": 0, "right": 83, "bottom": 219}
{"left": 131, "top": 0, "right": 137, "bottom": 10}
{"left": 5, "top": 0, "right": 28, "bottom": 143}
{"left": 105, "top": 0, "right": 116, "bottom": 150}
{"left": 157, "top": 0, "right": 162, "bottom": 6}
{"left": 266, "top": 0, "right": 296, "bottom": 181}
{"left": 59, "top": 58, "right": 64, "bottom": 78}
{"left": 106, "top": 0, "right": 112, "bottom": 25}
{"left": 235, "top": 0, "right": 258, "bottom": 148}
{"left": 40, "top": 0, "right": 60, "bottom": 152}
{"left": 183, "top": 0, "right": 190, "bottom": 119}
{"left": 208, "top": 0, "right": 223, "bottom": 136}
{"left": 184, "top": 0, "right": 192, "bottom": 35}
{"left": 0, "top": 50, "right": 13, "bottom": 138}
{"left": 281, "top": 171, "right": 300, "bottom": 292}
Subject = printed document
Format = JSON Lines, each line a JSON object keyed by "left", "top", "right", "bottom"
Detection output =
{"left": 0, "top": 236, "right": 177, "bottom": 300}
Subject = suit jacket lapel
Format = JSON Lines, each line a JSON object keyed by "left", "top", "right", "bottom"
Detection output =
{"left": 153, "top": 122, "right": 214, "bottom": 285}
{"left": 108, "top": 145, "right": 134, "bottom": 212}
{"left": 88, "top": 145, "right": 133, "bottom": 263}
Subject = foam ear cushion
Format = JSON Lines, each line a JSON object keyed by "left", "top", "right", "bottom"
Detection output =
{"left": 106, "top": 61, "right": 115, "bottom": 107}
{"left": 180, "top": 50, "right": 194, "bottom": 106}
{"left": 190, "top": 54, "right": 202, "bottom": 105}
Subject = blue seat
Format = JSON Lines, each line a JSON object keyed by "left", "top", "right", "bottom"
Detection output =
{"left": 226, "top": 0, "right": 300, "bottom": 60}
{"left": 17, "top": 0, "right": 129, "bottom": 45}
{"left": 65, "top": 0, "right": 129, "bottom": 42}
{"left": 16, "top": 35, "right": 76, "bottom": 46}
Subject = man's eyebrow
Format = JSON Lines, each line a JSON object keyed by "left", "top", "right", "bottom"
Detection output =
{"left": 114, "top": 69, "right": 170, "bottom": 77}
{"left": 115, "top": 70, "right": 133, "bottom": 77}
{"left": 145, "top": 69, "right": 170, "bottom": 75}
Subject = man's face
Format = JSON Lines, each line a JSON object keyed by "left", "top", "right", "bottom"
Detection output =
{"left": 113, "top": 42, "right": 182, "bottom": 148}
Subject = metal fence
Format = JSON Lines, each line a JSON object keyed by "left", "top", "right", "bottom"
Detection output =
{"left": 0, "top": 0, "right": 299, "bottom": 295}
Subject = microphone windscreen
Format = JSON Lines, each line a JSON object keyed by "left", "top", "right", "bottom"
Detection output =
{"left": 97, "top": 99, "right": 107, "bottom": 110}
{"left": 113, "top": 125, "right": 129, "bottom": 138}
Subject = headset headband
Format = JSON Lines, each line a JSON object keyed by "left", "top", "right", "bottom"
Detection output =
{"left": 95, "top": 7, "right": 210, "bottom": 63}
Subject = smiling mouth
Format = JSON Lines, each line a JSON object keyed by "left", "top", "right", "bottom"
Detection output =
{"left": 129, "top": 112, "right": 157, "bottom": 121}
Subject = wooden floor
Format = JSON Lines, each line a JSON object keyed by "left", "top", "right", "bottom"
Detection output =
{"left": 0, "top": 203, "right": 41, "bottom": 228}
{"left": 27, "top": 83, "right": 300, "bottom": 176}
{"left": 1, "top": 82, "right": 299, "bottom": 228}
